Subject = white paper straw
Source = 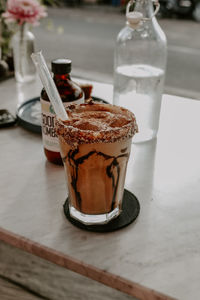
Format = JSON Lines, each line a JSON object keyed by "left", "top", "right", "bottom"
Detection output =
{"left": 31, "top": 51, "right": 68, "bottom": 121}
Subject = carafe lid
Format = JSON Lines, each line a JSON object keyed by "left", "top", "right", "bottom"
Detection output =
{"left": 126, "top": 11, "right": 143, "bottom": 28}
{"left": 126, "top": 0, "right": 160, "bottom": 28}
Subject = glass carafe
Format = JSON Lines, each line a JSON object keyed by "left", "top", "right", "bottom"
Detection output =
{"left": 113, "top": 0, "right": 167, "bottom": 143}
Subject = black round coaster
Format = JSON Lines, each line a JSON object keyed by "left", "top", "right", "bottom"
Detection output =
{"left": 63, "top": 189, "right": 140, "bottom": 232}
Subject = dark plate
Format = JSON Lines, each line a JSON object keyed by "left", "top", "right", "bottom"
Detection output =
{"left": 17, "top": 97, "right": 41, "bottom": 134}
{"left": 63, "top": 189, "right": 140, "bottom": 232}
{"left": 16, "top": 96, "right": 109, "bottom": 134}
{"left": 92, "top": 96, "right": 109, "bottom": 104}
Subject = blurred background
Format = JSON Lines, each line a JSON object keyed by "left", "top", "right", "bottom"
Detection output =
{"left": 32, "top": 0, "right": 200, "bottom": 100}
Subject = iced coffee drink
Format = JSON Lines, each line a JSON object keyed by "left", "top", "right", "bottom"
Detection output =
{"left": 56, "top": 101, "right": 138, "bottom": 225}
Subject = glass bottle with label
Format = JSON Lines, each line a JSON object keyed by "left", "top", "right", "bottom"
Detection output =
{"left": 113, "top": 0, "right": 167, "bottom": 143}
{"left": 40, "top": 59, "right": 84, "bottom": 165}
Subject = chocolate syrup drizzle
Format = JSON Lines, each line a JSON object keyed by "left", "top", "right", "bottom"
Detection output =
{"left": 63, "top": 148, "right": 128, "bottom": 213}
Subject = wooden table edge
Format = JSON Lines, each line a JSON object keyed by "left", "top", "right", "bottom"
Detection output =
{"left": 0, "top": 227, "right": 177, "bottom": 300}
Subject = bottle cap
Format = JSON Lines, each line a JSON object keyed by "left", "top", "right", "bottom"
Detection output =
{"left": 126, "top": 0, "right": 160, "bottom": 28}
{"left": 51, "top": 58, "right": 72, "bottom": 74}
{"left": 126, "top": 12, "right": 143, "bottom": 28}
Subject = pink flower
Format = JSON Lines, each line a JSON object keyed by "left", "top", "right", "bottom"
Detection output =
{"left": 2, "top": 0, "right": 47, "bottom": 26}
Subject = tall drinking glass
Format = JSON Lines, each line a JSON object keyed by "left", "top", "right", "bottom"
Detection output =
{"left": 56, "top": 102, "right": 138, "bottom": 225}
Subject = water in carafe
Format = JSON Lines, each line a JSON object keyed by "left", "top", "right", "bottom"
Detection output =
{"left": 114, "top": 64, "right": 165, "bottom": 142}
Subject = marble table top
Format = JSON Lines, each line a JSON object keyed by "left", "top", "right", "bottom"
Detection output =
{"left": 0, "top": 77, "right": 200, "bottom": 300}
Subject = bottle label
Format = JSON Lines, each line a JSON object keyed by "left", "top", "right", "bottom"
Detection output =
{"left": 40, "top": 96, "right": 84, "bottom": 152}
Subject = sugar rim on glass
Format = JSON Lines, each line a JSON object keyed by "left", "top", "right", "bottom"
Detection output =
{"left": 56, "top": 102, "right": 138, "bottom": 148}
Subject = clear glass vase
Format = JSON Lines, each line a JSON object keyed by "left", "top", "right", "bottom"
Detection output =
{"left": 12, "top": 23, "right": 36, "bottom": 83}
